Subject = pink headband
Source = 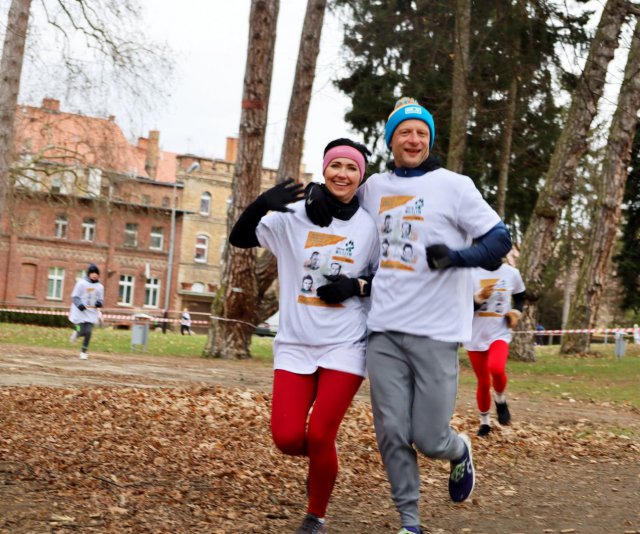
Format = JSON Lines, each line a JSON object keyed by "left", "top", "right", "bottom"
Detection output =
{"left": 322, "top": 146, "right": 366, "bottom": 182}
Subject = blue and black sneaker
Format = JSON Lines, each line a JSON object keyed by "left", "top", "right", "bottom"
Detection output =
{"left": 397, "top": 527, "right": 422, "bottom": 534}
{"left": 448, "top": 433, "right": 475, "bottom": 503}
{"left": 495, "top": 400, "right": 511, "bottom": 425}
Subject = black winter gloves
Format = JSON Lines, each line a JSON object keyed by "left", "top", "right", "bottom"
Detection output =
{"left": 316, "top": 275, "right": 360, "bottom": 304}
{"left": 426, "top": 244, "right": 453, "bottom": 270}
{"left": 95, "top": 301, "right": 103, "bottom": 308}
{"left": 258, "top": 177, "right": 305, "bottom": 213}
{"left": 77, "top": 304, "right": 87, "bottom": 311}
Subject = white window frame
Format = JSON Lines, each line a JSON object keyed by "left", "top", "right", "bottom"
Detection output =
{"left": 76, "top": 270, "right": 86, "bottom": 282}
{"left": 200, "top": 192, "right": 211, "bottom": 216}
{"left": 54, "top": 215, "right": 68, "bottom": 238}
{"left": 194, "top": 235, "right": 209, "bottom": 263}
{"left": 124, "top": 223, "right": 138, "bottom": 247}
{"left": 81, "top": 218, "right": 96, "bottom": 242}
{"left": 47, "top": 267, "right": 64, "bottom": 300}
{"left": 144, "top": 277, "right": 160, "bottom": 308}
{"left": 150, "top": 227, "right": 164, "bottom": 250}
{"left": 118, "top": 274, "right": 135, "bottom": 306}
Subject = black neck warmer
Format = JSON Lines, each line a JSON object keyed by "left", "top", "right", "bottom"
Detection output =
{"left": 387, "top": 154, "right": 442, "bottom": 176}
{"left": 318, "top": 184, "right": 360, "bottom": 220}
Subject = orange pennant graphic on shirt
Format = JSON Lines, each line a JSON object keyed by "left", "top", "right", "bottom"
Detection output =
{"left": 379, "top": 195, "right": 415, "bottom": 214}
{"left": 304, "top": 231, "right": 346, "bottom": 249}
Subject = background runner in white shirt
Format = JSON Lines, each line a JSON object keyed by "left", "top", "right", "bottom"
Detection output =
{"left": 464, "top": 258, "right": 526, "bottom": 436}
{"left": 229, "top": 138, "right": 378, "bottom": 534}
{"left": 68, "top": 263, "right": 104, "bottom": 360}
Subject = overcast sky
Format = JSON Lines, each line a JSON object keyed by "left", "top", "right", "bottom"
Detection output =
{"left": 136, "top": 1, "right": 353, "bottom": 181}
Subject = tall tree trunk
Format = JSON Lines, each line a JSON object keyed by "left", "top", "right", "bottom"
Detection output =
{"left": 511, "top": 0, "right": 626, "bottom": 362}
{"left": 0, "top": 0, "right": 32, "bottom": 225}
{"left": 561, "top": 16, "right": 640, "bottom": 355}
{"left": 496, "top": 76, "right": 518, "bottom": 218}
{"left": 204, "top": 0, "right": 279, "bottom": 359}
{"left": 255, "top": 0, "right": 327, "bottom": 320}
{"left": 446, "top": 0, "right": 471, "bottom": 173}
{"left": 561, "top": 196, "right": 574, "bottom": 329}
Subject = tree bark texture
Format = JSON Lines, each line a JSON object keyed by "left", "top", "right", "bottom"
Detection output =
{"left": 511, "top": 0, "right": 626, "bottom": 361}
{"left": 0, "top": 0, "right": 31, "bottom": 226}
{"left": 561, "top": 16, "right": 640, "bottom": 354}
{"left": 496, "top": 76, "right": 518, "bottom": 218}
{"left": 205, "top": 0, "right": 279, "bottom": 359}
{"left": 446, "top": 0, "right": 471, "bottom": 174}
{"left": 256, "top": 0, "right": 327, "bottom": 318}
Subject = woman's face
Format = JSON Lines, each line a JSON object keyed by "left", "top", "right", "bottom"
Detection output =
{"left": 323, "top": 157, "right": 361, "bottom": 203}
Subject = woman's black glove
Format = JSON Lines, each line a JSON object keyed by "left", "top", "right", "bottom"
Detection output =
{"left": 95, "top": 301, "right": 103, "bottom": 308}
{"left": 304, "top": 183, "right": 333, "bottom": 227}
{"left": 77, "top": 304, "right": 87, "bottom": 311}
{"left": 316, "top": 275, "right": 360, "bottom": 304}
{"left": 258, "top": 177, "right": 305, "bottom": 212}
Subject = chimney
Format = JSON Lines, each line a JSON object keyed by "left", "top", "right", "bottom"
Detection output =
{"left": 42, "top": 98, "right": 60, "bottom": 112}
{"left": 225, "top": 137, "right": 238, "bottom": 163}
{"left": 145, "top": 130, "right": 160, "bottom": 179}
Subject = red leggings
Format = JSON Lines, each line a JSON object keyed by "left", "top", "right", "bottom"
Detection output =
{"left": 467, "top": 339, "right": 509, "bottom": 413}
{"left": 271, "top": 368, "right": 363, "bottom": 518}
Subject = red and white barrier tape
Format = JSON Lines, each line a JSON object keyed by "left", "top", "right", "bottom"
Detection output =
{"left": 516, "top": 327, "right": 636, "bottom": 335}
{"left": 0, "top": 307, "right": 256, "bottom": 328}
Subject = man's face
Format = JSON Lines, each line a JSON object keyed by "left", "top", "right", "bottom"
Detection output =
{"left": 390, "top": 119, "right": 430, "bottom": 168}
{"left": 89, "top": 272, "right": 99, "bottom": 281}
{"left": 330, "top": 263, "right": 341, "bottom": 276}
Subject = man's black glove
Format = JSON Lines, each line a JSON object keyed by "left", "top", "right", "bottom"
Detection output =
{"left": 95, "top": 301, "right": 103, "bottom": 308}
{"left": 426, "top": 244, "right": 453, "bottom": 270}
{"left": 316, "top": 275, "right": 360, "bottom": 304}
{"left": 258, "top": 177, "right": 305, "bottom": 212}
{"left": 77, "top": 304, "right": 87, "bottom": 311}
{"left": 304, "top": 183, "right": 333, "bottom": 227}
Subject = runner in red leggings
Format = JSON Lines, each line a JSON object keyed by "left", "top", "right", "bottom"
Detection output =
{"left": 464, "top": 255, "right": 525, "bottom": 436}
{"left": 229, "top": 138, "right": 379, "bottom": 533}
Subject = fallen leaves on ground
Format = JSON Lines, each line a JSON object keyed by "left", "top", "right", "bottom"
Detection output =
{"left": 0, "top": 386, "right": 638, "bottom": 533}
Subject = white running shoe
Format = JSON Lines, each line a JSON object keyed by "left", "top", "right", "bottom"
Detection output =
{"left": 79, "top": 352, "right": 88, "bottom": 360}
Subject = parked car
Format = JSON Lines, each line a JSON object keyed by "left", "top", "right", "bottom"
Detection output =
{"left": 254, "top": 322, "right": 277, "bottom": 337}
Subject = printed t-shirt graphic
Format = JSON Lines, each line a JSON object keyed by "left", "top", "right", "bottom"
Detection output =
{"left": 378, "top": 195, "right": 423, "bottom": 271}
{"left": 358, "top": 168, "right": 501, "bottom": 342}
{"left": 464, "top": 264, "right": 526, "bottom": 352}
{"left": 255, "top": 200, "right": 379, "bottom": 347}
{"left": 298, "top": 231, "right": 352, "bottom": 308}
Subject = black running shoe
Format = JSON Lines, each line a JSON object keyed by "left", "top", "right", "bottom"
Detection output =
{"left": 295, "top": 513, "right": 327, "bottom": 533}
{"left": 477, "top": 424, "right": 491, "bottom": 437}
{"left": 495, "top": 400, "right": 511, "bottom": 425}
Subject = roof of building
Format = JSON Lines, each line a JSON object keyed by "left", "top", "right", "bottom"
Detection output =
{"left": 15, "top": 100, "right": 177, "bottom": 183}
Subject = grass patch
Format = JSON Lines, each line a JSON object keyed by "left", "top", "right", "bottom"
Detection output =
{"left": 0, "top": 322, "right": 273, "bottom": 360}
{"left": 1, "top": 322, "right": 638, "bottom": 408}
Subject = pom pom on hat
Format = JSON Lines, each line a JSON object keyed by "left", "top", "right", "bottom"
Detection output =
{"left": 384, "top": 97, "right": 435, "bottom": 149}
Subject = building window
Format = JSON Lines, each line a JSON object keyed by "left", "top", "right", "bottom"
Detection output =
{"left": 54, "top": 215, "right": 68, "bottom": 238}
{"left": 76, "top": 270, "right": 86, "bottom": 282}
{"left": 194, "top": 235, "right": 208, "bottom": 262}
{"left": 162, "top": 196, "right": 170, "bottom": 208}
{"left": 141, "top": 194, "right": 151, "bottom": 205}
{"left": 81, "top": 218, "right": 96, "bottom": 241}
{"left": 47, "top": 267, "right": 64, "bottom": 300}
{"left": 191, "top": 282, "right": 205, "bottom": 293}
{"left": 87, "top": 168, "right": 101, "bottom": 197}
{"left": 200, "top": 192, "right": 211, "bottom": 215}
{"left": 124, "top": 223, "right": 138, "bottom": 247}
{"left": 144, "top": 278, "right": 160, "bottom": 307}
{"left": 118, "top": 275, "right": 134, "bottom": 305}
{"left": 150, "top": 227, "right": 164, "bottom": 250}
{"left": 51, "top": 172, "right": 73, "bottom": 195}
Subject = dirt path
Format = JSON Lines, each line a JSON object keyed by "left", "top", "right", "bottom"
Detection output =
{"left": 1, "top": 344, "right": 639, "bottom": 534}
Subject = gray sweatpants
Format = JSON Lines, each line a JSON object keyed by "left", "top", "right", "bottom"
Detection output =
{"left": 367, "top": 331, "right": 466, "bottom": 527}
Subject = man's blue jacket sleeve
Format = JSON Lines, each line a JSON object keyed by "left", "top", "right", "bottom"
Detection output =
{"left": 450, "top": 221, "right": 512, "bottom": 270}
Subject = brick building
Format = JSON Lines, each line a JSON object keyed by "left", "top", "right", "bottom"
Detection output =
{"left": 0, "top": 99, "right": 187, "bottom": 317}
{"left": 174, "top": 138, "right": 312, "bottom": 319}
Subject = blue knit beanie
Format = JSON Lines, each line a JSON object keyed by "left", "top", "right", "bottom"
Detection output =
{"left": 384, "top": 97, "right": 435, "bottom": 149}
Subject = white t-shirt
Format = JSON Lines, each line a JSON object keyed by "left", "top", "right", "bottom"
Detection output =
{"left": 181, "top": 312, "right": 191, "bottom": 327}
{"left": 359, "top": 168, "right": 500, "bottom": 342}
{"left": 69, "top": 278, "right": 104, "bottom": 325}
{"left": 464, "top": 264, "right": 525, "bottom": 351}
{"left": 256, "top": 200, "right": 379, "bottom": 351}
